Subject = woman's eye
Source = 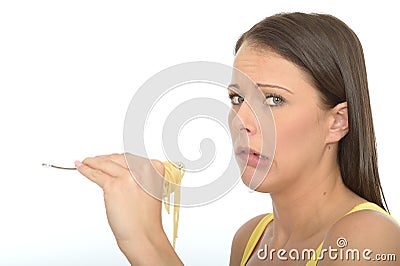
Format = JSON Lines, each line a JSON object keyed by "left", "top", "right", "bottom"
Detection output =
{"left": 265, "top": 95, "right": 284, "bottom": 106}
{"left": 229, "top": 94, "right": 244, "bottom": 105}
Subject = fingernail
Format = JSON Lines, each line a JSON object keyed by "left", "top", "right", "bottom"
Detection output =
{"left": 74, "top": 160, "right": 83, "bottom": 168}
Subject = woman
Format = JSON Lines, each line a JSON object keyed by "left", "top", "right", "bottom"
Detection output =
{"left": 75, "top": 12, "right": 400, "bottom": 265}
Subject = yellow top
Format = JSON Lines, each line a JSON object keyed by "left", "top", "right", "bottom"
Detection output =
{"left": 240, "top": 202, "right": 395, "bottom": 266}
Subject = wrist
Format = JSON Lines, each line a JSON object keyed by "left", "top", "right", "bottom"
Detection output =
{"left": 118, "top": 230, "right": 183, "bottom": 266}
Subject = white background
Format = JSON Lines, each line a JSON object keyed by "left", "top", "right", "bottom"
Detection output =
{"left": 0, "top": 1, "right": 399, "bottom": 265}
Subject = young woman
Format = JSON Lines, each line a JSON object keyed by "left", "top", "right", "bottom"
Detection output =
{"left": 75, "top": 12, "right": 400, "bottom": 265}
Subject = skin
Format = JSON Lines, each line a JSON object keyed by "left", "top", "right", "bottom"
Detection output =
{"left": 75, "top": 43, "right": 400, "bottom": 265}
{"left": 228, "top": 43, "right": 400, "bottom": 265}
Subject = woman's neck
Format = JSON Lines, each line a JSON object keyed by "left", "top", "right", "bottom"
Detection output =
{"left": 268, "top": 166, "right": 362, "bottom": 247}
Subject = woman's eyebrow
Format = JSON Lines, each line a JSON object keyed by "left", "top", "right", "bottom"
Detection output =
{"left": 228, "top": 83, "right": 293, "bottom": 94}
{"left": 228, "top": 83, "right": 240, "bottom": 90}
{"left": 257, "top": 83, "right": 293, "bottom": 94}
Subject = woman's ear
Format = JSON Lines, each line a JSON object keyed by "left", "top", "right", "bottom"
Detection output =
{"left": 326, "top": 102, "right": 349, "bottom": 144}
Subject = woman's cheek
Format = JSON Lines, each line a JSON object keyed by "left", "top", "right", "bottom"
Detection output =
{"left": 274, "top": 109, "right": 320, "bottom": 165}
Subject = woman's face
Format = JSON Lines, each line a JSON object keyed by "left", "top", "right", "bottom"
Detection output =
{"left": 228, "top": 43, "right": 329, "bottom": 193}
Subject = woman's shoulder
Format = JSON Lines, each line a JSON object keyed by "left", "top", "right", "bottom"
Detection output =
{"left": 326, "top": 202, "right": 400, "bottom": 241}
{"left": 229, "top": 213, "right": 270, "bottom": 266}
{"left": 319, "top": 204, "right": 400, "bottom": 265}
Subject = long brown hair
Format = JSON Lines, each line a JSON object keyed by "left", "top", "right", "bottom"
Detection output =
{"left": 235, "top": 12, "right": 388, "bottom": 211}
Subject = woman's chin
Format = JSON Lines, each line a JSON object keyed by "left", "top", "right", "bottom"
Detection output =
{"left": 240, "top": 168, "right": 272, "bottom": 192}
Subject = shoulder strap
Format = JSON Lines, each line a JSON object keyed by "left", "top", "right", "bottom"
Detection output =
{"left": 345, "top": 202, "right": 391, "bottom": 217}
{"left": 240, "top": 213, "right": 274, "bottom": 266}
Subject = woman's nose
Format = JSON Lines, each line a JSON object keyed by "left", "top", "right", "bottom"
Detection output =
{"left": 231, "top": 101, "right": 258, "bottom": 135}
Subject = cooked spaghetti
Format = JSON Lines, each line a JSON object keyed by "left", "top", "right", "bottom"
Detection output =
{"left": 162, "top": 161, "right": 185, "bottom": 248}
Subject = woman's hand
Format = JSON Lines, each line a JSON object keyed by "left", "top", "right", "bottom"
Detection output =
{"left": 75, "top": 153, "right": 183, "bottom": 266}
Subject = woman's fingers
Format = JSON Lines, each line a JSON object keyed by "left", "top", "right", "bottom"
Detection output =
{"left": 75, "top": 160, "right": 109, "bottom": 188}
{"left": 83, "top": 156, "right": 127, "bottom": 177}
{"left": 105, "top": 153, "right": 129, "bottom": 168}
{"left": 75, "top": 153, "right": 166, "bottom": 195}
{"left": 75, "top": 155, "right": 130, "bottom": 188}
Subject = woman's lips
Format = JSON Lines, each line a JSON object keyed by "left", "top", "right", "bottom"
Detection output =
{"left": 235, "top": 147, "right": 270, "bottom": 168}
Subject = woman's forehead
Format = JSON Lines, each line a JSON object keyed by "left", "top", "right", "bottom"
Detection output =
{"left": 233, "top": 45, "right": 314, "bottom": 94}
